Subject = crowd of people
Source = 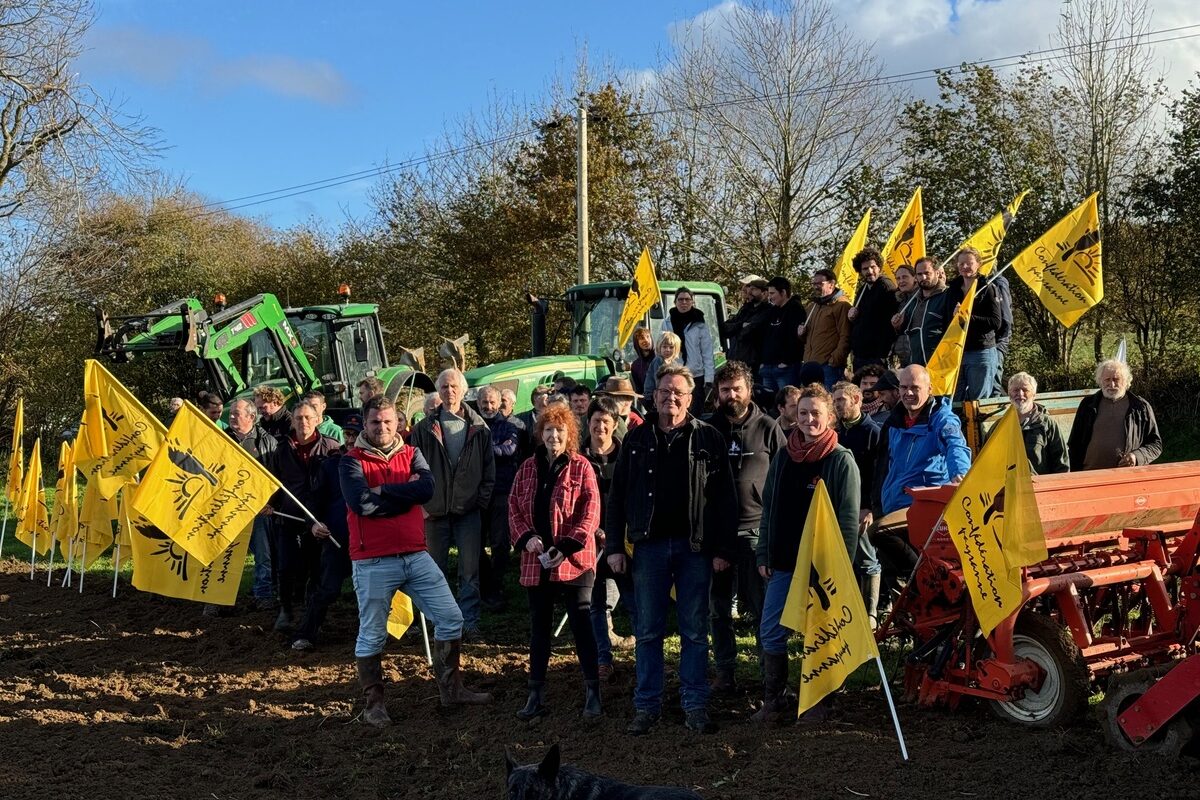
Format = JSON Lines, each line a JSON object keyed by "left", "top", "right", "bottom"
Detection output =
{"left": 178, "top": 246, "right": 1163, "bottom": 735}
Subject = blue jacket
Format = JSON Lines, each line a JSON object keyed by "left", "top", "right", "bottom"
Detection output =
{"left": 873, "top": 397, "right": 972, "bottom": 515}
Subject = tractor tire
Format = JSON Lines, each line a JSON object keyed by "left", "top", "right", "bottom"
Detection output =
{"left": 989, "top": 613, "right": 1090, "bottom": 728}
{"left": 1102, "top": 666, "right": 1195, "bottom": 757}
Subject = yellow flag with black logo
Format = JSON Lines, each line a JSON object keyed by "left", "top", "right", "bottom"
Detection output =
{"left": 835, "top": 209, "right": 872, "bottom": 301}
{"left": 6, "top": 396, "right": 24, "bottom": 513}
{"left": 943, "top": 405, "right": 1045, "bottom": 636}
{"left": 388, "top": 591, "right": 416, "bottom": 639}
{"left": 780, "top": 481, "right": 879, "bottom": 715}
{"left": 925, "top": 279, "right": 976, "bottom": 397}
{"left": 129, "top": 510, "right": 250, "bottom": 606}
{"left": 76, "top": 360, "right": 168, "bottom": 499}
{"left": 114, "top": 491, "right": 135, "bottom": 567}
{"left": 77, "top": 477, "right": 118, "bottom": 568}
{"left": 51, "top": 441, "right": 79, "bottom": 552}
{"left": 132, "top": 402, "right": 280, "bottom": 566}
{"left": 15, "top": 439, "right": 52, "bottom": 555}
{"left": 1008, "top": 194, "right": 1102, "bottom": 328}
{"left": 616, "top": 248, "right": 661, "bottom": 348}
{"left": 959, "top": 190, "right": 1029, "bottom": 276}
{"left": 881, "top": 187, "right": 925, "bottom": 281}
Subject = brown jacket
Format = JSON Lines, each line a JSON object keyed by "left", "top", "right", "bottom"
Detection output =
{"left": 802, "top": 291, "right": 852, "bottom": 367}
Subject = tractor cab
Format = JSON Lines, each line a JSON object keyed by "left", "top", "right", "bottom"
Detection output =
{"left": 286, "top": 288, "right": 390, "bottom": 408}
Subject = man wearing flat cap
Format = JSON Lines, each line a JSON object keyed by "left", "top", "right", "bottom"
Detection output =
{"left": 721, "top": 275, "right": 772, "bottom": 381}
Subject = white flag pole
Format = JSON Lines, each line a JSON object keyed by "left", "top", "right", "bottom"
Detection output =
{"left": 46, "top": 538, "right": 55, "bottom": 586}
{"left": 62, "top": 538, "right": 75, "bottom": 588}
{"left": 419, "top": 612, "right": 433, "bottom": 666}
{"left": 269, "top": 493, "right": 341, "bottom": 549}
{"left": 875, "top": 655, "right": 909, "bottom": 761}
{"left": 79, "top": 539, "right": 87, "bottom": 593}
{"left": 29, "top": 531, "right": 37, "bottom": 580}
{"left": 0, "top": 512, "right": 8, "bottom": 560}
{"left": 111, "top": 542, "right": 121, "bottom": 598}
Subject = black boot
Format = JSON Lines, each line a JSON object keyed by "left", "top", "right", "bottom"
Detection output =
{"left": 750, "top": 653, "right": 790, "bottom": 724}
{"left": 355, "top": 656, "right": 391, "bottom": 727}
{"left": 862, "top": 574, "right": 881, "bottom": 629}
{"left": 516, "top": 680, "right": 547, "bottom": 720}
{"left": 582, "top": 679, "right": 602, "bottom": 718}
{"left": 432, "top": 639, "right": 492, "bottom": 706}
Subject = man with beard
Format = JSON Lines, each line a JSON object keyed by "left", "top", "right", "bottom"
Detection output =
{"left": 895, "top": 257, "right": 951, "bottom": 367}
{"left": 705, "top": 361, "right": 786, "bottom": 695}
{"left": 1001, "top": 372, "right": 1069, "bottom": 475}
{"left": 1068, "top": 359, "right": 1161, "bottom": 471}
{"left": 798, "top": 269, "right": 851, "bottom": 389}
{"left": 847, "top": 248, "right": 898, "bottom": 368}
{"left": 721, "top": 276, "right": 772, "bottom": 378}
{"left": 852, "top": 364, "right": 888, "bottom": 425}
{"left": 774, "top": 385, "right": 801, "bottom": 434}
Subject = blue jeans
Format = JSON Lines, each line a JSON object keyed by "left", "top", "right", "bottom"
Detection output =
{"left": 855, "top": 528, "right": 880, "bottom": 577}
{"left": 759, "top": 363, "right": 800, "bottom": 393}
{"left": 248, "top": 515, "right": 273, "bottom": 599}
{"left": 352, "top": 550, "right": 464, "bottom": 657}
{"left": 802, "top": 363, "right": 845, "bottom": 390}
{"left": 955, "top": 347, "right": 998, "bottom": 401}
{"left": 631, "top": 537, "right": 712, "bottom": 714}
{"left": 425, "top": 511, "right": 482, "bottom": 628}
{"left": 760, "top": 570, "right": 797, "bottom": 656}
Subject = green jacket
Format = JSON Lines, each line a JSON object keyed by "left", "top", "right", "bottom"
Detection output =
{"left": 1009, "top": 403, "right": 1069, "bottom": 475}
{"left": 318, "top": 416, "right": 345, "bottom": 444}
{"left": 757, "top": 445, "right": 860, "bottom": 572}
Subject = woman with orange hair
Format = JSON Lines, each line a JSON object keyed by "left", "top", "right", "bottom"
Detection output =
{"left": 508, "top": 404, "right": 602, "bottom": 719}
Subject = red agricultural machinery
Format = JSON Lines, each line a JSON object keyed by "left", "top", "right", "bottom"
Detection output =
{"left": 879, "top": 462, "right": 1200, "bottom": 755}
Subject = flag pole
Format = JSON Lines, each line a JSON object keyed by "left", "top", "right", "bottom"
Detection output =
{"left": 269, "top": 491, "right": 341, "bottom": 549}
{"left": 79, "top": 539, "right": 87, "bottom": 593}
{"left": 46, "top": 538, "right": 55, "bottom": 586}
{"left": 29, "top": 531, "right": 37, "bottom": 580}
{"left": 111, "top": 542, "right": 121, "bottom": 598}
{"left": 875, "top": 655, "right": 909, "bottom": 761}
{"left": 419, "top": 612, "right": 433, "bottom": 666}
{"left": 0, "top": 510, "right": 8, "bottom": 560}
{"left": 62, "top": 538, "right": 74, "bottom": 588}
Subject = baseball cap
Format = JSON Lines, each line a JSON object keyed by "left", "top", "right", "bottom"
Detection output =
{"left": 739, "top": 273, "right": 766, "bottom": 285}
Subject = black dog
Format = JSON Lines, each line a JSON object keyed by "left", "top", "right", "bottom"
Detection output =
{"left": 505, "top": 744, "right": 702, "bottom": 799}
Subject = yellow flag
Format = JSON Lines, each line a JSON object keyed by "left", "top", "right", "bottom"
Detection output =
{"left": 616, "top": 248, "right": 662, "bottom": 348}
{"left": 925, "top": 280, "right": 976, "bottom": 397}
{"left": 51, "top": 441, "right": 79, "bottom": 552}
{"left": 129, "top": 512, "right": 251, "bottom": 606}
{"left": 6, "top": 396, "right": 23, "bottom": 512}
{"left": 835, "top": 209, "right": 872, "bottom": 301}
{"left": 132, "top": 402, "right": 281, "bottom": 566}
{"left": 14, "top": 439, "right": 52, "bottom": 556}
{"left": 780, "top": 481, "right": 879, "bottom": 715}
{"left": 114, "top": 491, "right": 135, "bottom": 567}
{"left": 942, "top": 405, "right": 1045, "bottom": 636}
{"left": 881, "top": 188, "right": 925, "bottom": 281}
{"left": 388, "top": 591, "right": 416, "bottom": 639}
{"left": 76, "top": 360, "right": 168, "bottom": 499}
{"left": 959, "top": 190, "right": 1029, "bottom": 276}
{"left": 77, "top": 478, "right": 118, "bottom": 568}
{"left": 1008, "top": 194, "right": 1102, "bottom": 328}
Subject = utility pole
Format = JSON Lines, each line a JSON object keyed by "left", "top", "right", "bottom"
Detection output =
{"left": 576, "top": 93, "right": 589, "bottom": 286}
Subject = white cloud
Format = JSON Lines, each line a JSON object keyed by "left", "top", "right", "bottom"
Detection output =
{"left": 81, "top": 26, "right": 355, "bottom": 107}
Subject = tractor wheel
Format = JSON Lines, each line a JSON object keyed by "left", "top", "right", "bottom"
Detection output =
{"left": 989, "top": 614, "right": 1090, "bottom": 728}
{"left": 1102, "top": 666, "right": 1194, "bottom": 756}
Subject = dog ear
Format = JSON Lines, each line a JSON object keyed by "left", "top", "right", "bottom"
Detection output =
{"left": 537, "top": 743, "right": 560, "bottom": 782}
{"left": 505, "top": 749, "right": 517, "bottom": 777}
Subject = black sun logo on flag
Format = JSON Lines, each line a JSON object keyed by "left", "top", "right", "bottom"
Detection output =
{"left": 164, "top": 444, "right": 223, "bottom": 521}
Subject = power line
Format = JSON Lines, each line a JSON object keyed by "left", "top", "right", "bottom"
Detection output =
{"left": 185, "top": 22, "right": 1200, "bottom": 217}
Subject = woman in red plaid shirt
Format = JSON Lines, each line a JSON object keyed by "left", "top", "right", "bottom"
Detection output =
{"left": 508, "top": 403, "right": 602, "bottom": 720}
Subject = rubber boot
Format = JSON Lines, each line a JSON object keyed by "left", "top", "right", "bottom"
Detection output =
{"left": 356, "top": 656, "right": 392, "bottom": 727}
{"left": 750, "top": 653, "right": 790, "bottom": 724}
{"left": 516, "top": 680, "right": 547, "bottom": 720}
{"left": 582, "top": 679, "right": 602, "bottom": 718}
{"left": 862, "top": 574, "right": 881, "bottom": 629}
{"left": 432, "top": 639, "right": 492, "bottom": 706}
{"left": 710, "top": 666, "right": 737, "bottom": 697}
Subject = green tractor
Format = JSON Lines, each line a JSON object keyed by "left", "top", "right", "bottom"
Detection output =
{"left": 464, "top": 280, "right": 728, "bottom": 412}
{"left": 95, "top": 289, "right": 435, "bottom": 418}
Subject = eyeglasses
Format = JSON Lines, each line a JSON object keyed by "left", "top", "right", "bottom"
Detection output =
{"left": 656, "top": 388, "right": 691, "bottom": 399}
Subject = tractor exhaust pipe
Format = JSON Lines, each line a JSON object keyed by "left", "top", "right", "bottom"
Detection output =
{"left": 526, "top": 293, "right": 548, "bottom": 357}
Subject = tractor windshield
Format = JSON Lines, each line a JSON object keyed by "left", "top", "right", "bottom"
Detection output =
{"left": 293, "top": 317, "right": 337, "bottom": 382}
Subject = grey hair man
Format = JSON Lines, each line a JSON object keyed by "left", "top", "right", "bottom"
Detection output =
{"left": 1003, "top": 372, "right": 1069, "bottom": 475}
{"left": 409, "top": 368, "right": 497, "bottom": 637}
{"left": 1067, "top": 359, "right": 1161, "bottom": 471}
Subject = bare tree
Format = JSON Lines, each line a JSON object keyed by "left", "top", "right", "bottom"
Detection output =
{"left": 656, "top": 0, "right": 901, "bottom": 276}
{"left": 1, "top": 0, "right": 157, "bottom": 218}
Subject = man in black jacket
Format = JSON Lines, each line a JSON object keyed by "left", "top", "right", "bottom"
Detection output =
{"left": 226, "top": 398, "right": 278, "bottom": 610}
{"left": 898, "top": 258, "right": 951, "bottom": 366}
{"left": 1067, "top": 359, "right": 1162, "bottom": 471}
{"left": 759, "top": 276, "right": 807, "bottom": 393}
{"left": 605, "top": 364, "right": 737, "bottom": 736}
{"left": 721, "top": 276, "right": 772, "bottom": 377}
{"left": 705, "top": 361, "right": 785, "bottom": 694}
{"left": 847, "top": 247, "right": 898, "bottom": 368}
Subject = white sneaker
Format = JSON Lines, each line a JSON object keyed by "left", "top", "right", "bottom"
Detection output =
{"left": 291, "top": 638, "right": 313, "bottom": 651}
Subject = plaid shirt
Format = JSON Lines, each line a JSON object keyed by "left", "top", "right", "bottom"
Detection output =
{"left": 508, "top": 452, "right": 600, "bottom": 587}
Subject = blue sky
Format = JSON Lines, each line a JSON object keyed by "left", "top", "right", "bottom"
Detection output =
{"left": 81, "top": 1, "right": 1200, "bottom": 229}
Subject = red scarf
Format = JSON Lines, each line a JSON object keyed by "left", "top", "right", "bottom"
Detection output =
{"left": 786, "top": 426, "right": 838, "bottom": 463}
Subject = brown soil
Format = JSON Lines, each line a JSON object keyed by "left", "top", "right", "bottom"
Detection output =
{"left": 0, "top": 561, "right": 1195, "bottom": 800}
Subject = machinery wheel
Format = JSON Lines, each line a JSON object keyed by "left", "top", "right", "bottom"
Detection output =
{"left": 1102, "top": 666, "right": 1195, "bottom": 756}
{"left": 989, "top": 614, "right": 1090, "bottom": 728}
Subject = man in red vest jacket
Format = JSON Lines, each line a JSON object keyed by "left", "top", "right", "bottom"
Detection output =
{"left": 340, "top": 396, "right": 492, "bottom": 727}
